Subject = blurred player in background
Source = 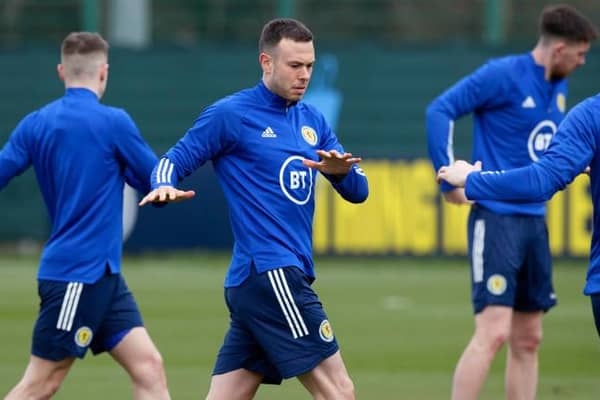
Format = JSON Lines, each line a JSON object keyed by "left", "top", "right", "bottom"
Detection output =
{"left": 140, "top": 18, "right": 368, "bottom": 400}
{"left": 437, "top": 92, "right": 600, "bottom": 346}
{"left": 2, "top": 32, "right": 171, "bottom": 399}
{"left": 425, "top": 5, "right": 596, "bottom": 400}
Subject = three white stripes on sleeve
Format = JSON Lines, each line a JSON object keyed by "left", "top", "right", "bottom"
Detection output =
{"left": 267, "top": 268, "right": 309, "bottom": 339}
{"left": 156, "top": 158, "right": 174, "bottom": 185}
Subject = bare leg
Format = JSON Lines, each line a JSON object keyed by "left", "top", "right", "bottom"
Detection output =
{"left": 110, "top": 327, "right": 171, "bottom": 400}
{"left": 451, "top": 306, "right": 512, "bottom": 400}
{"left": 297, "top": 350, "right": 355, "bottom": 400}
{"left": 205, "top": 369, "right": 263, "bottom": 400}
{"left": 4, "top": 355, "right": 75, "bottom": 400}
{"left": 505, "top": 311, "right": 543, "bottom": 400}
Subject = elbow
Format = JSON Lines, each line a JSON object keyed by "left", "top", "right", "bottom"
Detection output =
{"left": 425, "top": 100, "right": 442, "bottom": 120}
{"left": 348, "top": 185, "right": 369, "bottom": 204}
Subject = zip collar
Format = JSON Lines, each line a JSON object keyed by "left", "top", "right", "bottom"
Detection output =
{"left": 256, "top": 80, "right": 299, "bottom": 110}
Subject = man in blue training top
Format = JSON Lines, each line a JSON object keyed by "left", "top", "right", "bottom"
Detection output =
{"left": 426, "top": 5, "right": 596, "bottom": 400}
{"left": 437, "top": 92, "right": 600, "bottom": 352}
{"left": 3, "top": 32, "right": 171, "bottom": 399}
{"left": 139, "top": 18, "right": 368, "bottom": 400}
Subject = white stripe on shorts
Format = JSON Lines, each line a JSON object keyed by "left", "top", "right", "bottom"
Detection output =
{"left": 56, "top": 282, "right": 75, "bottom": 330}
{"left": 472, "top": 219, "right": 485, "bottom": 283}
{"left": 275, "top": 269, "right": 308, "bottom": 336}
{"left": 267, "top": 269, "right": 308, "bottom": 339}
{"left": 56, "top": 282, "right": 83, "bottom": 331}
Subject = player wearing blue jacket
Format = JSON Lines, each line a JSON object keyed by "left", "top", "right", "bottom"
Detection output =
{"left": 140, "top": 19, "right": 367, "bottom": 400}
{"left": 438, "top": 93, "right": 600, "bottom": 341}
{"left": 3, "top": 33, "right": 171, "bottom": 400}
{"left": 426, "top": 5, "right": 596, "bottom": 400}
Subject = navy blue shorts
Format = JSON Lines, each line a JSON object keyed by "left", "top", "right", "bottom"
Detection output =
{"left": 591, "top": 294, "right": 600, "bottom": 338}
{"left": 32, "top": 272, "right": 143, "bottom": 361}
{"left": 213, "top": 266, "right": 339, "bottom": 384}
{"left": 467, "top": 206, "right": 556, "bottom": 314}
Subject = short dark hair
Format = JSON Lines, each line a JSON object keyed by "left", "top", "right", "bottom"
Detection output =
{"left": 61, "top": 32, "right": 109, "bottom": 57}
{"left": 258, "top": 18, "right": 313, "bottom": 52}
{"left": 539, "top": 4, "right": 598, "bottom": 42}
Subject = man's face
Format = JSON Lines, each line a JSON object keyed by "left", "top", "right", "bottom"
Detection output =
{"left": 262, "top": 38, "right": 315, "bottom": 102}
{"left": 550, "top": 41, "right": 590, "bottom": 79}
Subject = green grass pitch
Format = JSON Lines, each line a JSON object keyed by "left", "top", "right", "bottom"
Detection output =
{"left": 0, "top": 253, "right": 598, "bottom": 399}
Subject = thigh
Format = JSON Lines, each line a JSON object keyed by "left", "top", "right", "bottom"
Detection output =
{"left": 516, "top": 220, "right": 556, "bottom": 312}
{"left": 90, "top": 274, "right": 143, "bottom": 355}
{"left": 474, "top": 305, "right": 513, "bottom": 338}
{"left": 297, "top": 350, "right": 352, "bottom": 398}
{"left": 206, "top": 369, "right": 263, "bottom": 400}
{"left": 510, "top": 310, "right": 543, "bottom": 340}
{"left": 6, "top": 355, "right": 75, "bottom": 397}
{"left": 109, "top": 327, "right": 160, "bottom": 373}
{"left": 33, "top": 277, "right": 115, "bottom": 361}
{"left": 468, "top": 207, "right": 523, "bottom": 314}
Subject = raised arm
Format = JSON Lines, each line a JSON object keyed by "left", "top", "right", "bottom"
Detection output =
{"left": 0, "top": 113, "right": 35, "bottom": 191}
{"left": 139, "top": 102, "right": 237, "bottom": 206}
{"left": 426, "top": 60, "right": 508, "bottom": 194}
{"left": 438, "top": 97, "right": 598, "bottom": 202}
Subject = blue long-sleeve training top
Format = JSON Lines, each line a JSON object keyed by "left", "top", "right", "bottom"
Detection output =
{"left": 0, "top": 88, "right": 157, "bottom": 283}
{"left": 465, "top": 94, "right": 600, "bottom": 295}
{"left": 151, "top": 81, "right": 368, "bottom": 287}
{"left": 426, "top": 53, "right": 567, "bottom": 216}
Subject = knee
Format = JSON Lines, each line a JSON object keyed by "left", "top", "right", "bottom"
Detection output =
{"left": 8, "top": 376, "right": 63, "bottom": 400}
{"left": 43, "top": 378, "right": 62, "bottom": 399}
{"left": 131, "top": 351, "right": 168, "bottom": 388}
{"left": 337, "top": 375, "right": 355, "bottom": 400}
{"left": 512, "top": 330, "right": 543, "bottom": 354}
{"left": 313, "top": 374, "right": 355, "bottom": 400}
{"left": 490, "top": 330, "right": 510, "bottom": 352}
{"left": 327, "top": 375, "right": 354, "bottom": 400}
{"left": 474, "top": 329, "right": 510, "bottom": 355}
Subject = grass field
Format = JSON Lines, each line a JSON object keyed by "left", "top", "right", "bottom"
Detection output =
{"left": 0, "top": 253, "right": 598, "bottom": 399}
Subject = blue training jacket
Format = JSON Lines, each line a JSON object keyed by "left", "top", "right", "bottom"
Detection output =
{"left": 426, "top": 53, "right": 568, "bottom": 216}
{"left": 465, "top": 94, "right": 600, "bottom": 295}
{"left": 151, "top": 81, "right": 369, "bottom": 287}
{"left": 0, "top": 88, "right": 157, "bottom": 283}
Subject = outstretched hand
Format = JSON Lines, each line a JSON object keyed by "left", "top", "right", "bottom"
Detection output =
{"left": 302, "top": 150, "right": 362, "bottom": 175}
{"left": 138, "top": 186, "right": 196, "bottom": 206}
{"left": 436, "top": 160, "right": 482, "bottom": 187}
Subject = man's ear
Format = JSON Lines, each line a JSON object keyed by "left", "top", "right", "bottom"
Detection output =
{"left": 57, "top": 64, "right": 65, "bottom": 82}
{"left": 552, "top": 40, "right": 566, "bottom": 57}
{"left": 259, "top": 52, "right": 272, "bottom": 74}
{"left": 100, "top": 63, "right": 109, "bottom": 82}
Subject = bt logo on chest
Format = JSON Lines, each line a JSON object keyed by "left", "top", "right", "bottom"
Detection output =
{"left": 528, "top": 120, "right": 557, "bottom": 161}
{"left": 279, "top": 156, "right": 314, "bottom": 205}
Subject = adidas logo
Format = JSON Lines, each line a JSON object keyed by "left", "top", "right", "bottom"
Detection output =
{"left": 521, "top": 96, "right": 536, "bottom": 108}
{"left": 261, "top": 126, "right": 277, "bottom": 138}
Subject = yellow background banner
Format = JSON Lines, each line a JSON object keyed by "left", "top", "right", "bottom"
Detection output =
{"left": 314, "top": 160, "right": 592, "bottom": 257}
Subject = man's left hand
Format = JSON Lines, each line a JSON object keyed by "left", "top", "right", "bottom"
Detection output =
{"left": 303, "top": 150, "right": 362, "bottom": 175}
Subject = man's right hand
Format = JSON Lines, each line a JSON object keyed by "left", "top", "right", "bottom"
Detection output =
{"left": 138, "top": 186, "right": 195, "bottom": 206}
{"left": 436, "top": 160, "right": 482, "bottom": 187}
